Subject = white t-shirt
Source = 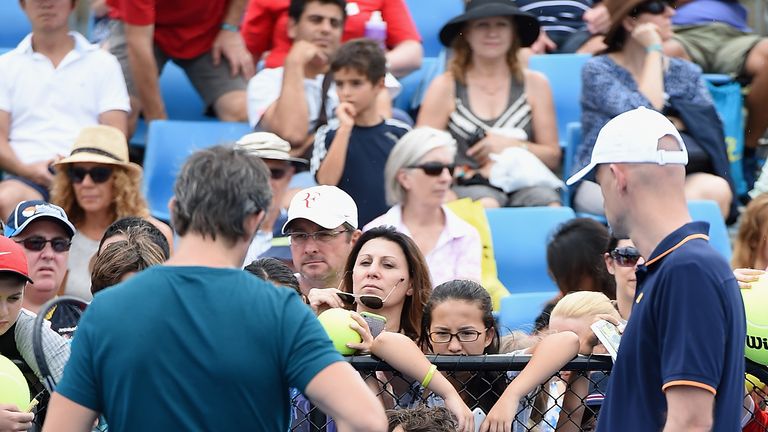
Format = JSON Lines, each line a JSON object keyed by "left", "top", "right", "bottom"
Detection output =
{"left": 0, "top": 32, "right": 130, "bottom": 164}
{"left": 65, "top": 231, "right": 100, "bottom": 302}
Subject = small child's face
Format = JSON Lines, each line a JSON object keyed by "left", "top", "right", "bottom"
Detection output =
{"left": 334, "top": 67, "right": 382, "bottom": 115}
{"left": 0, "top": 281, "right": 24, "bottom": 336}
{"left": 428, "top": 299, "right": 493, "bottom": 355}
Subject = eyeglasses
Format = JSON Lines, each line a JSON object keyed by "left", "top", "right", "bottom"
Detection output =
{"left": 630, "top": 0, "right": 675, "bottom": 16}
{"left": 429, "top": 328, "right": 488, "bottom": 344}
{"left": 15, "top": 236, "right": 71, "bottom": 253}
{"left": 288, "top": 229, "right": 349, "bottom": 245}
{"left": 270, "top": 168, "right": 288, "bottom": 180}
{"left": 610, "top": 246, "right": 642, "bottom": 267}
{"left": 337, "top": 278, "right": 404, "bottom": 310}
{"left": 406, "top": 162, "right": 455, "bottom": 177}
{"left": 67, "top": 166, "right": 114, "bottom": 184}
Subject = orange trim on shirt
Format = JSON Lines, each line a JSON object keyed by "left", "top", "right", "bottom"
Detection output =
{"left": 662, "top": 380, "right": 716, "bottom": 395}
{"left": 644, "top": 234, "right": 709, "bottom": 267}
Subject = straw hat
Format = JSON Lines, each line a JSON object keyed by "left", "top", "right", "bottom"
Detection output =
{"left": 54, "top": 125, "right": 141, "bottom": 173}
{"left": 603, "top": 0, "right": 649, "bottom": 47}
{"left": 439, "top": 0, "right": 540, "bottom": 48}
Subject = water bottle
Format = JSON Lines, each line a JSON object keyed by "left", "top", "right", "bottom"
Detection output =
{"left": 364, "top": 11, "right": 387, "bottom": 51}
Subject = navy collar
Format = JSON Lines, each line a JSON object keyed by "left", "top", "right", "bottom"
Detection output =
{"left": 643, "top": 221, "right": 710, "bottom": 270}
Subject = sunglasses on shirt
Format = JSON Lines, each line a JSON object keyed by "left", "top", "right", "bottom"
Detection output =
{"left": 406, "top": 162, "right": 456, "bottom": 177}
{"left": 15, "top": 236, "right": 71, "bottom": 253}
{"left": 630, "top": 0, "right": 675, "bottom": 16}
{"left": 610, "top": 246, "right": 642, "bottom": 267}
{"left": 67, "top": 166, "right": 114, "bottom": 184}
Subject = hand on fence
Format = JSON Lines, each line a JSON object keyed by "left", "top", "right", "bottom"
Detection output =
{"left": 479, "top": 389, "right": 520, "bottom": 432}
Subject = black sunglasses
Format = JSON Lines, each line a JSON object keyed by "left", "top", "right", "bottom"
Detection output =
{"left": 406, "top": 162, "right": 455, "bottom": 177}
{"left": 631, "top": 0, "right": 675, "bottom": 16}
{"left": 67, "top": 166, "right": 114, "bottom": 184}
{"left": 270, "top": 168, "right": 288, "bottom": 180}
{"left": 15, "top": 236, "right": 71, "bottom": 253}
{"left": 337, "top": 278, "right": 404, "bottom": 310}
{"left": 610, "top": 246, "right": 642, "bottom": 267}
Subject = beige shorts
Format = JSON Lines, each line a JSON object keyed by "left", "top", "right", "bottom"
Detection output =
{"left": 672, "top": 22, "right": 762, "bottom": 77}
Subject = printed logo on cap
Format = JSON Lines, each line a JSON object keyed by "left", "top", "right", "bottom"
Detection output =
{"left": 21, "top": 205, "right": 37, "bottom": 218}
{"left": 303, "top": 192, "right": 320, "bottom": 209}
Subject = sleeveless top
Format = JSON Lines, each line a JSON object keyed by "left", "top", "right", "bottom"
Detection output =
{"left": 447, "top": 77, "right": 534, "bottom": 169}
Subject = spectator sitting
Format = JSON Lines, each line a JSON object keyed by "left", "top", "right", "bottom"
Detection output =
{"left": 573, "top": 0, "right": 734, "bottom": 219}
{"left": 387, "top": 406, "right": 458, "bottom": 432}
{"left": 0, "top": 0, "right": 129, "bottom": 218}
{"left": 43, "top": 145, "right": 388, "bottom": 432}
{"left": 104, "top": 0, "right": 253, "bottom": 134}
{"left": 732, "top": 193, "right": 768, "bottom": 270}
{"left": 0, "top": 236, "right": 70, "bottom": 432}
{"left": 418, "top": 0, "right": 562, "bottom": 209}
{"left": 515, "top": 0, "right": 611, "bottom": 54}
{"left": 283, "top": 185, "right": 361, "bottom": 296}
{"left": 241, "top": 0, "right": 423, "bottom": 77}
{"left": 50, "top": 125, "right": 172, "bottom": 301}
{"left": 90, "top": 223, "right": 169, "bottom": 295}
{"left": 5, "top": 200, "right": 82, "bottom": 338}
{"left": 247, "top": 0, "right": 397, "bottom": 153}
{"left": 236, "top": 132, "right": 308, "bottom": 264}
{"left": 603, "top": 236, "right": 643, "bottom": 319}
{"left": 663, "top": 0, "right": 768, "bottom": 151}
{"left": 312, "top": 39, "right": 411, "bottom": 226}
{"left": 245, "top": 257, "right": 302, "bottom": 296}
{"left": 365, "top": 127, "right": 482, "bottom": 286}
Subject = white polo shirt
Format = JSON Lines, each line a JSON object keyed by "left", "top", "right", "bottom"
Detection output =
{"left": 0, "top": 32, "right": 130, "bottom": 165}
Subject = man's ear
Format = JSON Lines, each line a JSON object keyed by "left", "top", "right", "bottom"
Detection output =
{"left": 609, "top": 164, "right": 629, "bottom": 194}
{"left": 287, "top": 17, "right": 298, "bottom": 41}
{"left": 350, "top": 229, "right": 362, "bottom": 245}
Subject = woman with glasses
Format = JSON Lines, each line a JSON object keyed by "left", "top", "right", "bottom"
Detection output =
{"left": 574, "top": 0, "right": 733, "bottom": 219}
{"left": 417, "top": 0, "right": 561, "bottom": 209}
{"left": 365, "top": 127, "right": 482, "bottom": 287}
{"left": 603, "top": 237, "right": 644, "bottom": 320}
{"left": 50, "top": 125, "right": 172, "bottom": 301}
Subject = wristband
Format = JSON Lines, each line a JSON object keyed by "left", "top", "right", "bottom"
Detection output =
{"left": 221, "top": 23, "right": 239, "bottom": 32}
{"left": 421, "top": 364, "right": 437, "bottom": 389}
{"left": 646, "top": 43, "right": 663, "bottom": 53}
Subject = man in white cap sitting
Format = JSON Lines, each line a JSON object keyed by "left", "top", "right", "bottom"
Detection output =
{"left": 282, "top": 185, "right": 361, "bottom": 298}
{"left": 236, "top": 132, "right": 308, "bottom": 265}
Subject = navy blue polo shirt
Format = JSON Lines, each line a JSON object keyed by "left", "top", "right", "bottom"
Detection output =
{"left": 597, "top": 222, "right": 746, "bottom": 431}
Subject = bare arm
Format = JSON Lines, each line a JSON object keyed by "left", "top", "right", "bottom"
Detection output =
{"left": 631, "top": 24, "right": 666, "bottom": 110}
{"left": 211, "top": 0, "right": 255, "bottom": 79}
{"left": 0, "top": 111, "right": 54, "bottom": 185}
{"left": 124, "top": 23, "right": 166, "bottom": 121}
{"left": 524, "top": 70, "right": 561, "bottom": 170}
{"left": 662, "top": 385, "right": 714, "bottom": 431}
{"left": 415, "top": 73, "right": 455, "bottom": 129}
{"left": 315, "top": 104, "right": 355, "bottom": 185}
{"left": 41, "top": 393, "right": 99, "bottom": 432}
{"left": 98, "top": 110, "right": 128, "bottom": 136}
{"left": 385, "top": 40, "right": 423, "bottom": 78}
{"left": 303, "top": 362, "right": 388, "bottom": 432}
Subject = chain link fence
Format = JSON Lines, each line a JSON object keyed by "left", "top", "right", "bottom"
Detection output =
{"left": 290, "top": 355, "right": 768, "bottom": 432}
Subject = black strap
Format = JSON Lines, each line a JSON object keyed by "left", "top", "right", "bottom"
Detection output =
{"left": 314, "top": 72, "right": 334, "bottom": 133}
{"left": 71, "top": 147, "right": 123, "bottom": 162}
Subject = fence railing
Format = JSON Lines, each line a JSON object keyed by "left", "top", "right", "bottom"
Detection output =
{"left": 290, "top": 355, "right": 768, "bottom": 432}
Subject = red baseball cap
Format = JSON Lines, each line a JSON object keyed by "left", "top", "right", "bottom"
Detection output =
{"left": 0, "top": 236, "right": 32, "bottom": 283}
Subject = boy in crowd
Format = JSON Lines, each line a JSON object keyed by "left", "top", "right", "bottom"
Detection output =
{"left": 311, "top": 39, "right": 410, "bottom": 226}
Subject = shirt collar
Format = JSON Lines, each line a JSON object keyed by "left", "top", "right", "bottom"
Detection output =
{"left": 643, "top": 221, "right": 710, "bottom": 269}
{"left": 17, "top": 31, "right": 96, "bottom": 56}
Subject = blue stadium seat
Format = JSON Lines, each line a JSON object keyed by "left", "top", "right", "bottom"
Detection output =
{"left": 486, "top": 206, "right": 575, "bottom": 293}
{"left": 393, "top": 57, "right": 436, "bottom": 113}
{"left": 687, "top": 200, "right": 732, "bottom": 262}
{"left": 142, "top": 120, "right": 252, "bottom": 221}
{"left": 527, "top": 54, "right": 591, "bottom": 146}
{"left": 0, "top": 2, "right": 31, "bottom": 48}
{"left": 404, "top": 0, "right": 464, "bottom": 57}
{"left": 498, "top": 291, "right": 557, "bottom": 334}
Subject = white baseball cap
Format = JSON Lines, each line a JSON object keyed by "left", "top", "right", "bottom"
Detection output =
{"left": 282, "top": 186, "right": 358, "bottom": 233}
{"left": 235, "top": 132, "right": 308, "bottom": 165}
{"left": 566, "top": 107, "right": 688, "bottom": 186}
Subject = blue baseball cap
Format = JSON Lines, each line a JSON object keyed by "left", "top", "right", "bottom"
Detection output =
{"left": 5, "top": 200, "right": 76, "bottom": 238}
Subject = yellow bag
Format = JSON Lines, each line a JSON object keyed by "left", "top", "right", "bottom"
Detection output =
{"left": 445, "top": 198, "right": 510, "bottom": 310}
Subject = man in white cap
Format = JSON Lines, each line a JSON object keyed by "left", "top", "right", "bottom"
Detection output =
{"left": 567, "top": 107, "right": 745, "bottom": 431}
{"left": 282, "top": 185, "right": 361, "bottom": 297}
{"left": 236, "top": 132, "right": 308, "bottom": 265}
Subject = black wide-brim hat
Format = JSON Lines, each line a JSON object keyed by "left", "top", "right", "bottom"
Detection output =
{"left": 439, "top": 0, "right": 540, "bottom": 48}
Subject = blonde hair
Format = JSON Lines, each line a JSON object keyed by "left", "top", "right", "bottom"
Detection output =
{"left": 550, "top": 291, "right": 621, "bottom": 321}
{"left": 732, "top": 193, "right": 768, "bottom": 269}
{"left": 447, "top": 19, "right": 523, "bottom": 85}
{"left": 51, "top": 165, "right": 150, "bottom": 226}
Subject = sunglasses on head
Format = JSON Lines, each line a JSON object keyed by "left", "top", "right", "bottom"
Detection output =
{"left": 630, "top": 0, "right": 675, "bottom": 16}
{"left": 337, "top": 278, "right": 405, "bottom": 310}
{"left": 15, "top": 236, "right": 71, "bottom": 253}
{"left": 67, "top": 166, "right": 114, "bottom": 184}
{"left": 406, "top": 162, "right": 455, "bottom": 177}
{"left": 610, "top": 246, "right": 642, "bottom": 267}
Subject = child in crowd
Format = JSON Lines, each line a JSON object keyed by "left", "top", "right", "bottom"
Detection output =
{"left": 311, "top": 39, "right": 411, "bottom": 226}
{"left": 245, "top": 257, "right": 302, "bottom": 297}
{"left": 387, "top": 406, "right": 458, "bottom": 432}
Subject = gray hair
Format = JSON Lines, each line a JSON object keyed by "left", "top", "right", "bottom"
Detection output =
{"left": 171, "top": 146, "right": 272, "bottom": 243}
{"left": 384, "top": 127, "right": 457, "bottom": 205}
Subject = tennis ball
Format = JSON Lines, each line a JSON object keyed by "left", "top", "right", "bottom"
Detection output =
{"left": 743, "top": 275, "right": 768, "bottom": 366}
{"left": 0, "top": 355, "right": 30, "bottom": 409}
{"left": 318, "top": 308, "right": 361, "bottom": 356}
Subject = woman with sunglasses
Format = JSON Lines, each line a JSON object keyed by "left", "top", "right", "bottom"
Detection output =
{"left": 365, "top": 127, "right": 482, "bottom": 287}
{"left": 50, "top": 125, "right": 172, "bottom": 301}
{"left": 574, "top": 0, "right": 733, "bottom": 219}
{"left": 604, "top": 237, "right": 644, "bottom": 320}
{"left": 417, "top": 0, "right": 562, "bottom": 209}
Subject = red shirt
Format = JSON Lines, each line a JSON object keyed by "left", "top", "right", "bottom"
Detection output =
{"left": 743, "top": 406, "right": 768, "bottom": 432}
{"left": 241, "top": 0, "right": 420, "bottom": 69}
{"left": 108, "top": 0, "right": 228, "bottom": 59}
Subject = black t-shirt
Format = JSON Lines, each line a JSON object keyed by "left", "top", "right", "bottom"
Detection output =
{"left": 0, "top": 322, "right": 44, "bottom": 396}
